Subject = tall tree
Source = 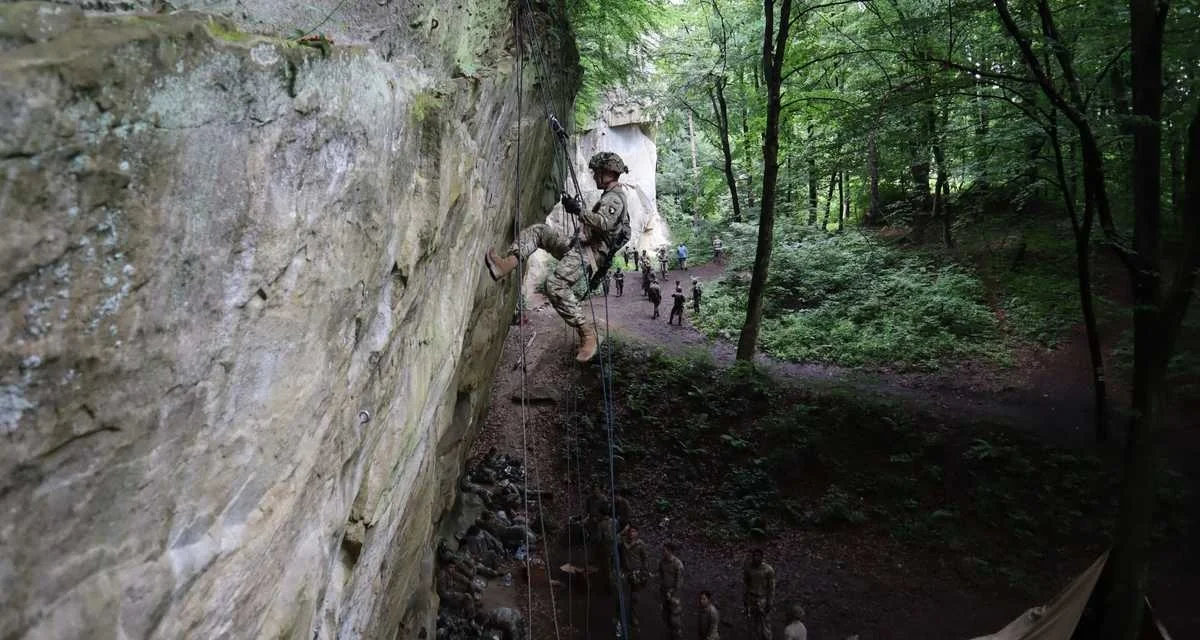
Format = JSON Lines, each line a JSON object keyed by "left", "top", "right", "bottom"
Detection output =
{"left": 992, "top": 2, "right": 1200, "bottom": 637}
{"left": 736, "top": 0, "right": 795, "bottom": 360}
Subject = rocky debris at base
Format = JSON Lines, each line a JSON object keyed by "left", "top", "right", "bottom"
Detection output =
{"left": 437, "top": 449, "right": 553, "bottom": 640}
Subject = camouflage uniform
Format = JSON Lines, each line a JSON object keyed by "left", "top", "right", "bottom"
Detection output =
{"left": 613, "top": 493, "right": 633, "bottom": 531}
{"left": 648, "top": 281, "right": 662, "bottom": 319}
{"left": 670, "top": 287, "right": 686, "bottom": 325}
{"left": 621, "top": 536, "right": 651, "bottom": 629}
{"left": 592, "top": 515, "right": 618, "bottom": 591}
{"left": 660, "top": 553, "right": 685, "bottom": 639}
{"left": 698, "top": 601, "right": 721, "bottom": 640}
{"left": 508, "top": 185, "right": 624, "bottom": 327}
{"left": 743, "top": 559, "right": 776, "bottom": 640}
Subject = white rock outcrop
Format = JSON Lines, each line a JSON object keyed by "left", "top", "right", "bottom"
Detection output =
{"left": 0, "top": 2, "right": 576, "bottom": 639}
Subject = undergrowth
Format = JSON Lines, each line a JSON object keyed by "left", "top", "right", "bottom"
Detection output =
{"left": 695, "top": 225, "right": 1004, "bottom": 370}
{"left": 577, "top": 342, "right": 1190, "bottom": 589}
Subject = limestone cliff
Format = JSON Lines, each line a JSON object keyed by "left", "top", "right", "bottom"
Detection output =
{"left": 0, "top": 2, "right": 577, "bottom": 638}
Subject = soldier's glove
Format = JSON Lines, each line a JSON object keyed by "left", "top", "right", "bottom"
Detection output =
{"left": 561, "top": 192, "right": 583, "bottom": 215}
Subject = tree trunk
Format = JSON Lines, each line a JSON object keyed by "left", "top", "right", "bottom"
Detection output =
{"left": 823, "top": 168, "right": 837, "bottom": 230}
{"left": 866, "top": 126, "right": 882, "bottom": 226}
{"left": 837, "top": 170, "right": 846, "bottom": 232}
{"left": 737, "top": 0, "right": 792, "bottom": 362}
{"left": 1170, "top": 128, "right": 1183, "bottom": 217}
{"left": 975, "top": 74, "right": 990, "bottom": 186}
{"left": 710, "top": 77, "right": 743, "bottom": 223}
{"left": 688, "top": 111, "right": 701, "bottom": 222}
{"left": 1049, "top": 116, "right": 1110, "bottom": 444}
{"left": 811, "top": 124, "right": 820, "bottom": 224}
{"left": 740, "top": 69, "right": 756, "bottom": 209}
{"left": 934, "top": 139, "right": 951, "bottom": 246}
{"left": 1101, "top": 2, "right": 1168, "bottom": 637}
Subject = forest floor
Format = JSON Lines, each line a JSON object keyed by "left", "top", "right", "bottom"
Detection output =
{"left": 470, "top": 260, "right": 1199, "bottom": 639}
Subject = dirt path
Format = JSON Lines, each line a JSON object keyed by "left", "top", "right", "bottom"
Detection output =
{"left": 604, "top": 262, "right": 1101, "bottom": 446}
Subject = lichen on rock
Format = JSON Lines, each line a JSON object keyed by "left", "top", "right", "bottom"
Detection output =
{"left": 0, "top": 2, "right": 578, "bottom": 639}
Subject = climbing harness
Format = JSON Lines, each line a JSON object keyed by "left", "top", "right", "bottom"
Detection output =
{"left": 510, "top": 0, "right": 632, "bottom": 637}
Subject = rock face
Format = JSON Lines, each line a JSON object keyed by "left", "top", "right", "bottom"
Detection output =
{"left": 523, "top": 96, "right": 670, "bottom": 297}
{"left": 0, "top": 2, "right": 576, "bottom": 639}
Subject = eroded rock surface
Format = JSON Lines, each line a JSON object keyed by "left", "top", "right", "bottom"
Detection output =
{"left": 0, "top": 2, "right": 577, "bottom": 638}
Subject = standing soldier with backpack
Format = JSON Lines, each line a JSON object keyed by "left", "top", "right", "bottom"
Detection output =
{"left": 613, "top": 267, "right": 624, "bottom": 297}
{"left": 641, "top": 260, "right": 653, "bottom": 297}
{"left": 648, "top": 275, "right": 662, "bottom": 319}
{"left": 485, "top": 152, "right": 632, "bottom": 362}
{"left": 691, "top": 277, "right": 702, "bottom": 314}
{"left": 657, "top": 246, "right": 670, "bottom": 279}
{"left": 669, "top": 282, "right": 687, "bottom": 326}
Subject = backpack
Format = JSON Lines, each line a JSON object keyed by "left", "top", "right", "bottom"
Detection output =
{"left": 587, "top": 186, "right": 631, "bottom": 290}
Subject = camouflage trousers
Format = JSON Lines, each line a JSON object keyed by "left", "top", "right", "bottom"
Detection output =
{"left": 661, "top": 592, "right": 683, "bottom": 640}
{"left": 510, "top": 223, "right": 595, "bottom": 328}
{"left": 745, "top": 596, "right": 773, "bottom": 640}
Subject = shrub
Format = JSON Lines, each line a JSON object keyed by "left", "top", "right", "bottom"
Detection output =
{"left": 695, "top": 228, "right": 1001, "bottom": 369}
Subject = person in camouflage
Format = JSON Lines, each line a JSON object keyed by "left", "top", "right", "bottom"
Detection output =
{"left": 592, "top": 513, "right": 618, "bottom": 592}
{"left": 698, "top": 591, "right": 721, "bottom": 640}
{"left": 670, "top": 283, "right": 687, "bottom": 326}
{"left": 620, "top": 526, "right": 651, "bottom": 630}
{"left": 641, "top": 260, "right": 653, "bottom": 297}
{"left": 613, "top": 266, "right": 624, "bottom": 296}
{"left": 743, "top": 548, "right": 776, "bottom": 640}
{"left": 660, "top": 542, "right": 685, "bottom": 639}
{"left": 648, "top": 276, "right": 662, "bottom": 319}
{"left": 485, "top": 152, "right": 630, "bottom": 362}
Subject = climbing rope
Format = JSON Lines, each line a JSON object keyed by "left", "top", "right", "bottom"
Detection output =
{"left": 511, "top": 1, "right": 631, "bottom": 636}
{"left": 513, "top": 15, "right": 568, "bottom": 640}
{"left": 512, "top": 27, "right": 535, "bottom": 639}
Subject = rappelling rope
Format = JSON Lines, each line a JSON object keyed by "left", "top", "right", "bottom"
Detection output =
{"left": 513, "top": 2, "right": 631, "bottom": 636}
{"left": 513, "top": 11, "right": 568, "bottom": 640}
{"left": 512, "top": 24, "right": 535, "bottom": 639}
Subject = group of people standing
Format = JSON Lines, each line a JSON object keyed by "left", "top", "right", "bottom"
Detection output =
{"left": 605, "top": 245, "right": 703, "bottom": 326}
{"left": 580, "top": 486, "right": 808, "bottom": 640}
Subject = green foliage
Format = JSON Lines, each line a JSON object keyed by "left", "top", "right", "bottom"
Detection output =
{"left": 696, "top": 227, "right": 1002, "bottom": 369}
{"left": 582, "top": 343, "right": 1188, "bottom": 569}
{"left": 566, "top": 0, "right": 664, "bottom": 122}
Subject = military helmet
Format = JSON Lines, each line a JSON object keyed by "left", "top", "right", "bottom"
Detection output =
{"left": 588, "top": 151, "right": 629, "bottom": 174}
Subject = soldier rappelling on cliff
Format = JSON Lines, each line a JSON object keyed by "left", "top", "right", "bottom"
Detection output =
{"left": 485, "top": 151, "right": 631, "bottom": 362}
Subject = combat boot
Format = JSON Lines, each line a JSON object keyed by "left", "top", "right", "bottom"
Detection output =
{"left": 575, "top": 324, "right": 601, "bottom": 362}
{"left": 485, "top": 248, "right": 519, "bottom": 281}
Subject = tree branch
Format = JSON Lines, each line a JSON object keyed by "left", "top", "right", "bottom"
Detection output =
{"left": 993, "top": 0, "right": 1086, "bottom": 128}
{"left": 1084, "top": 43, "right": 1131, "bottom": 109}
{"left": 786, "top": 0, "right": 862, "bottom": 31}
{"left": 1034, "top": 0, "right": 1086, "bottom": 109}
{"left": 931, "top": 57, "right": 1036, "bottom": 86}
{"left": 781, "top": 49, "right": 898, "bottom": 82}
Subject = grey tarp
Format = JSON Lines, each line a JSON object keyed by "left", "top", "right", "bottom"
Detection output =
{"left": 970, "top": 552, "right": 1172, "bottom": 640}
